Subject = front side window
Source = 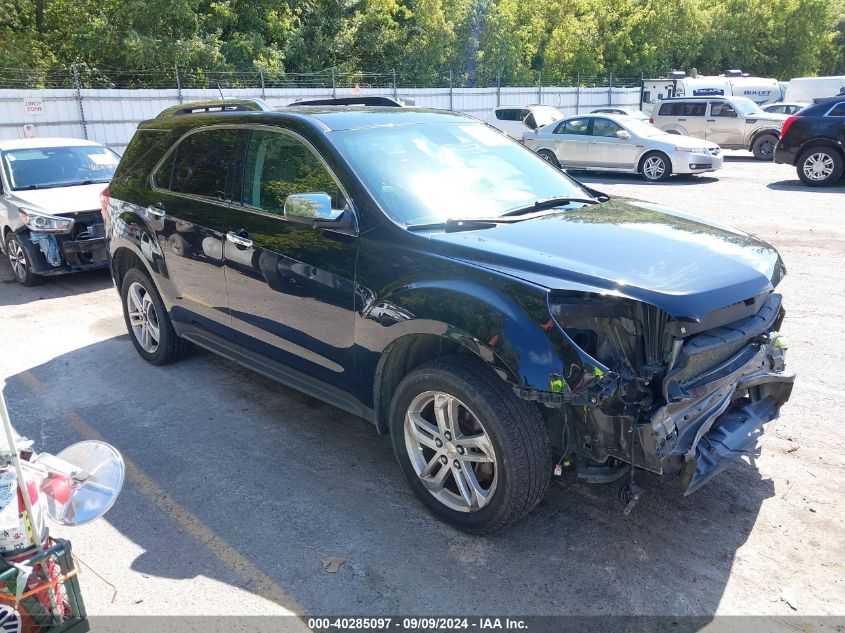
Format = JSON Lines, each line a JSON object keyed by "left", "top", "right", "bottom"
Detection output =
{"left": 711, "top": 102, "right": 738, "bottom": 118}
{"left": 157, "top": 128, "right": 248, "bottom": 202}
{"left": 591, "top": 119, "right": 623, "bottom": 138}
{"left": 243, "top": 130, "right": 346, "bottom": 216}
{"left": 333, "top": 122, "right": 589, "bottom": 226}
{"left": 1, "top": 145, "right": 119, "bottom": 190}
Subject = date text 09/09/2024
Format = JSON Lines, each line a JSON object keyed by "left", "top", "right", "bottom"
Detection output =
{"left": 307, "top": 618, "right": 528, "bottom": 630}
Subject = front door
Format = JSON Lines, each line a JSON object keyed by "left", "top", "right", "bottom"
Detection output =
{"left": 223, "top": 128, "right": 358, "bottom": 390}
{"left": 706, "top": 101, "right": 740, "bottom": 145}
{"left": 587, "top": 117, "right": 638, "bottom": 170}
{"left": 148, "top": 127, "right": 249, "bottom": 334}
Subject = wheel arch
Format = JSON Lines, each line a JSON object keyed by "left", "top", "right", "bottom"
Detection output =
{"left": 747, "top": 127, "right": 780, "bottom": 150}
{"left": 368, "top": 281, "right": 566, "bottom": 434}
{"left": 111, "top": 244, "right": 153, "bottom": 289}
{"left": 795, "top": 138, "right": 845, "bottom": 165}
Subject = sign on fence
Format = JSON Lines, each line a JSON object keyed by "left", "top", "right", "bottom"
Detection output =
{"left": 23, "top": 97, "right": 44, "bottom": 115}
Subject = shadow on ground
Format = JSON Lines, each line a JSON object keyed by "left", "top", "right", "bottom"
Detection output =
{"left": 573, "top": 172, "right": 719, "bottom": 187}
{"left": 2, "top": 335, "right": 775, "bottom": 622}
{"left": 0, "top": 265, "right": 112, "bottom": 307}
{"left": 767, "top": 179, "right": 845, "bottom": 193}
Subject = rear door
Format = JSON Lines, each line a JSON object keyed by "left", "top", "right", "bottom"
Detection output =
{"left": 678, "top": 101, "right": 707, "bottom": 137}
{"left": 222, "top": 127, "right": 358, "bottom": 390}
{"left": 587, "top": 117, "right": 638, "bottom": 169}
{"left": 554, "top": 117, "right": 592, "bottom": 168}
{"left": 149, "top": 127, "right": 249, "bottom": 334}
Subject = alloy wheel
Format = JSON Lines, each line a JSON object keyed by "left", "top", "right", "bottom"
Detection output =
{"left": 803, "top": 152, "right": 835, "bottom": 182}
{"left": 404, "top": 391, "right": 498, "bottom": 513}
{"left": 643, "top": 156, "right": 666, "bottom": 180}
{"left": 7, "top": 238, "right": 26, "bottom": 281}
{"left": 127, "top": 281, "right": 161, "bottom": 353}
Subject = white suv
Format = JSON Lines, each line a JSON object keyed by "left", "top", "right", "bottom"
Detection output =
{"left": 485, "top": 105, "right": 564, "bottom": 139}
{"left": 649, "top": 96, "right": 787, "bottom": 160}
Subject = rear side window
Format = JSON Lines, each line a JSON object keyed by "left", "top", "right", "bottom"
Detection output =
{"left": 495, "top": 109, "right": 519, "bottom": 121}
{"left": 155, "top": 128, "right": 248, "bottom": 202}
{"left": 243, "top": 130, "right": 347, "bottom": 216}
{"left": 560, "top": 118, "right": 590, "bottom": 135}
{"left": 828, "top": 102, "right": 845, "bottom": 116}
{"left": 683, "top": 102, "right": 706, "bottom": 116}
{"left": 658, "top": 102, "right": 682, "bottom": 116}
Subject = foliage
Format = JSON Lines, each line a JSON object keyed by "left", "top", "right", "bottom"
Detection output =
{"left": 1, "top": 0, "right": 843, "bottom": 83}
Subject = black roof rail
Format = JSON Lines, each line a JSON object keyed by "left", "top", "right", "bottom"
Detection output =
{"left": 288, "top": 96, "right": 414, "bottom": 107}
{"left": 156, "top": 98, "right": 272, "bottom": 118}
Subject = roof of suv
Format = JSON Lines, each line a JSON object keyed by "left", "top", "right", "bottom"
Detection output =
{"left": 145, "top": 100, "right": 475, "bottom": 133}
{"left": 659, "top": 95, "right": 747, "bottom": 103}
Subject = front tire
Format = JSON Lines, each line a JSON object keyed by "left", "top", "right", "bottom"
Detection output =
{"left": 389, "top": 356, "right": 552, "bottom": 534}
{"left": 641, "top": 152, "right": 672, "bottom": 182}
{"left": 5, "top": 233, "right": 40, "bottom": 286}
{"left": 796, "top": 147, "right": 844, "bottom": 186}
{"left": 752, "top": 133, "right": 778, "bottom": 161}
{"left": 120, "top": 268, "right": 189, "bottom": 365}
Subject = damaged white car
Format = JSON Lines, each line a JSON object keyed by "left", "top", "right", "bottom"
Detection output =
{"left": 0, "top": 138, "right": 118, "bottom": 285}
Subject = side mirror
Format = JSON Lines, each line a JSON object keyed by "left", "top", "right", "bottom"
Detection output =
{"left": 616, "top": 130, "right": 631, "bottom": 140}
{"left": 284, "top": 192, "right": 355, "bottom": 232}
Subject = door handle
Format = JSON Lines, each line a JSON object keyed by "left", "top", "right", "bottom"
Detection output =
{"left": 226, "top": 231, "right": 253, "bottom": 249}
{"left": 677, "top": 118, "right": 687, "bottom": 121}
{"left": 707, "top": 119, "right": 716, "bottom": 122}
{"left": 147, "top": 203, "right": 166, "bottom": 219}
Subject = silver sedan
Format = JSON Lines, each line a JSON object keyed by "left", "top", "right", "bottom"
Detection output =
{"left": 523, "top": 114, "right": 724, "bottom": 182}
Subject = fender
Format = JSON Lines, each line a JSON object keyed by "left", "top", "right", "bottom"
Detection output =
{"left": 107, "top": 205, "right": 169, "bottom": 291}
{"left": 357, "top": 278, "right": 573, "bottom": 426}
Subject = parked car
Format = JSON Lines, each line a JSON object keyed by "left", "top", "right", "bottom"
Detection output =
{"left": 523, "top": 114, "right": 723, "bottom": 181}
{"left": 762, "top": 102, "right": 809, "bottom": 116}
{"left": 0, "top": 138, "right": 118, "bottom": 285}
{"left": 105, "top": 100, "right": 794, "bottom": 534}
{"left": 484, "top": 104, "right": 564, "bottom": 139}
{"left": 774, "top": 94, "right": 845, "bottom": 186}
{"left": 649, "top": 96, "right": 787, "bottom": 160}
{"left": 590, "top": 107, "right": 649, "bottom": 120}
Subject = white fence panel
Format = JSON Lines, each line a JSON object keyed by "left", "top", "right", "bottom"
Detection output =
{"left": 0, "top": 86, "right": 641, "bottom": 152}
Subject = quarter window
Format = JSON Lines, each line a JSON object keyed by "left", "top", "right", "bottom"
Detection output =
{"left": 243, "top": 130, "right": 347, "bottom": 216}
{"left": 156, "top": 129, "right": 248, "bottom": 202}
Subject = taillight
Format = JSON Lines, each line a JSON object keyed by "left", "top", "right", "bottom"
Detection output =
{"left": 780, "top": 115, "right": 798, "bottom": 138}
{"left": 100, "top": 185, "right": 110, "bottom": 223}
{"left": 649, "top": 117, "right": 653, "bottom": 124}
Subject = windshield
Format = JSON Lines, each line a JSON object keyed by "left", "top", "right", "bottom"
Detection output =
{"left": 731, "top": 97, "right": 765, "bottom": 116}
{"left": 333, "top": 122, "right": 589, "bottom": 226}
{"left": 2, "top": 145, "right": 119, "bottom": 190}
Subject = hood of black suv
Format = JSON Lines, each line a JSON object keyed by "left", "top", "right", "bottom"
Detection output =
{"left": 429, "top": 198, "right": 783, "bottom": 322}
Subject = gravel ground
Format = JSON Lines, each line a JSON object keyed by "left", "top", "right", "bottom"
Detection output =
{"left": 0, "top": 153, "right": 842, "bottom": 626}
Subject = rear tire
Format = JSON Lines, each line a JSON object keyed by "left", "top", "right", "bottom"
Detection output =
{"left": 752, "top": 133, "right": 778, "bottom": 161}
{"left": 5, "top": 233, "right": 40, "bottom": 286}
{"left": 796, "top": 147, "right": 844, "bottom": 187}
{"left": 120, "top": 267, "right": 189, "bottom": 365}
{"left": 389, "top": 356, "right": 552, "bottom": 534}
{"left": 640, "top": 151, "right": 672, "bottom": 182}
{"left": 537, "top": 149, "right": 561, "bottom": 169}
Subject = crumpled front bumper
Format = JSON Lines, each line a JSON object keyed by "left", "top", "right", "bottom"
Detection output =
{"left": 645, "top": 338, "right": 794, "bottom": 494}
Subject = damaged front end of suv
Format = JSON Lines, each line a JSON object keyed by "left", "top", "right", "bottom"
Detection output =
{"left": 549, "top": 283, "right": 794, "bottom": 496}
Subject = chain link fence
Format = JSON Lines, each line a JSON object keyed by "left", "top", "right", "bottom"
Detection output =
{"left": 0, "top": 66, "right": 643, "bottom": 152}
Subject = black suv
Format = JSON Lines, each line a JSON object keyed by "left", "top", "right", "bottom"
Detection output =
{"left": 775, "top": 95, "right": 845, "bottom": 186}
{"left": 104, "top": 99, "right": 795, "bottom": 533}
